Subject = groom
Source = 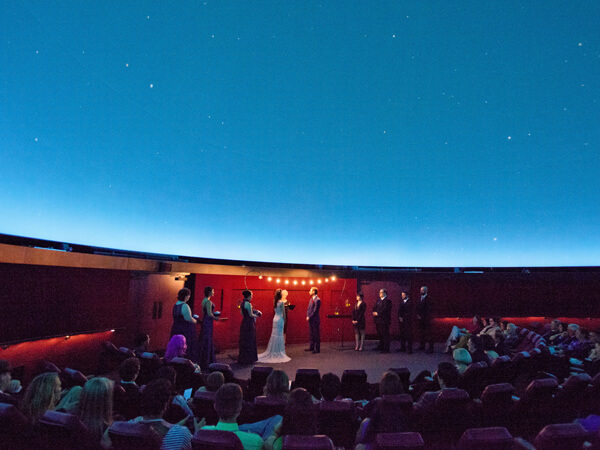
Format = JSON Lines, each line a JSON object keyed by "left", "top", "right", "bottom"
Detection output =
{"left": 305, "top": 287, "right": 321, "bottom": 354}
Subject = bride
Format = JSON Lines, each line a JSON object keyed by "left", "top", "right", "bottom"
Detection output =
{"left": 258, "top": 289, "right": 291, "bottom": 363}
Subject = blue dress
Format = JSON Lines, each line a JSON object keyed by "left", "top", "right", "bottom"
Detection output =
{"left": 170, "top": 303, "right": 198, "bottom": 362}
{"left": 198, "top": 299, "right": 216, "bottom": 370}
{"left": 238, "top": 300, "right": 258, "bottom": 365}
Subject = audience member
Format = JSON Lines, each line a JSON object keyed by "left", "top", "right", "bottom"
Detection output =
{"left": 133, "top": 333, "right": 151, "bottom": 356}
{"left": 198, "top": 371, "right": 225, "bottom": 393}
{"left": 202, "top": 383, "right": 264, "bottom": 450}
{"left": 444, "top": 315, "right": 484, "bottom": 354}
{"left": 77, "top": 377, "right": 114, "bottom": 448}
{"left": 130, "top": 379, "right": 184, "bottom": 439}
{"left": 453, "top": 348, "right": 472, "bottom": 374}
{"left": 263, "top": 370, "right": 289, "bottom": 400}
{"left": 164, "top": 335, "right": 200, "bottom": 373}
{"left": 504, "top": 323, "right": 521, "bottom": 348}
{"left": 154, "top": 366, "right": 194, "bottom": 418}
{"left": 414, "top": 362, "right": 461, "bottom": 413}
{"left": 0, "top": 360, "right": 22, "bottom": 405}
{"left": 119, "top": 357, "right": 141, "bottom": 393}
{"left": 20, "top": 372, "right": 62, "bottom": 424}
{"left": 467, "top": 335, "right": 490, "bottom": 365}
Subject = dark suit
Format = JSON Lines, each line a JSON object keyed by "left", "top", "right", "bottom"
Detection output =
{"left": 416, "top": 294, "right": 434, "bottom": 352}
{"left": 307, "top": 295, "right": 321, "bottom": 351}
{"left": 352, "top": 301, "right": 367, "bottom": 331}
{"left": 373, "top": 296, "right": 392, "bottom": 352}
{"left": 397, "top": 297, "right": 413, "bottom": 353}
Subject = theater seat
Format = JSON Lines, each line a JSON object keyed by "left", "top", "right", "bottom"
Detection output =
{"left": 108, "top": 421, "right": 162, "bottom": 450}
{"left": 37, "top": 410, "right": 88, "bottom": 450}
{"left": 170, "top": 357, "right": 199, "bottom": 391}
{"left": 511, "top": 378, "right": 559, "bottom": 437}
{"left": 341, "top": 369, "right": 368, "bottom": 400}
{"left": 555, "top": 373, "right": 592, "bottom": 422}
{"left": 422, "top": 388, "right": 473, "bottom": 445}
{"left": 456, "top": 427, "right": 514, "bottom": 450}
{"left": 388, "top": 368, "right": 411, "bottom": 394}
{"left": 192, "top": 390, "right": 219, "bottom": 425}
{"left": 253, "top": 395, "right": 287, "bottom": 421}
{"left": 247, "top": 366, "right": 273, "bottom": 400}
{"left": 191, "top": 429, "right": 243, "bottom": 449}
{"left": 460, "top": 361, "right": 489, "bottom": 398}
{"left": 0, "top": 402, "right": 31, "bottom": 450}
{"left": 533, "top": 423, "right": 590, "bottom": 450}
{"left": 376, "top": 431, "right": 425, "bottom": 449}
{"left": 209, "top": 363, "right": 235, "bottom": 383}
{"left": 478, "top": 383, "right": 515, "bottom": 427}
{"left": 281, "top": 434, "right": 334, "bottom": 449}
{"left": 318, "top": 400, "right": 358, "bottom": 449}
{"left": 137, "top": 352, "right": 162, "bottom": 386}
{"left": 292, "top": 369, "right": 321, "bottom": 398}
{"left": 62, "top": 367, "right": 88, "bottom": 388}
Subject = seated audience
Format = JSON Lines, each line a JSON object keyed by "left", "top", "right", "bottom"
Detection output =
{"left": 556, "top": 323, "right": 580, "bottom": 349}
{"left": 320, "top": 372, "right": 352, "bottom": 403}
{"left": 119, "top": 357, "right": 141, "bottom": 393}
{"left": 133, "top": 333, "right": 151, "bottom": 356}
{"left": 542, "top": 319, "right": 561, "bottom": 341}
{"left": 265, "top": 387, "right": 327, "bottom": 450}
{"left": 202, "top": 383, "right": 264, "bottom": 450}
{"left": 197, "top": 371, "right": 224, "bottom": 393}
{"left": 589, "top": 333, "right": 600, "bottom": 362}
{"left": 164, "top": 335, "right": 200, "bottom": 372}
{"left": 445, "top": 315, "right": 484, "bottom": 353}
{"left": 20, "top": 372, "right": 62, "bottom": 424}
{"left": 0, "top": 360, "right": 22, "bottom": 405}
{"left": 263, "top": 370, "right": 290, "bottom": 400}
{"left": 414, "top": 362, "right": 461, "bottom": 413}
{"left": 467, "top": 335, "right": 490, "bottom": 365}
{"left": 154, "top": 366, "right": 194, "bottom": 418}
{"left": 77, "top": 377, "right": 114, "bottom": 449}
{"left": 362, "top": 371, "right": 403, "bottom": 417}
{"left": 565, "top": 327, "right": 591, "bottom": 359}
{"left": 453, "top": 348, "right": 472, "bottom": 374}
{"left": 492, "top": 328, "right": 510, "bottom": 356}
{"left": 504, "top": 323, "right": 521, "bottom": 348}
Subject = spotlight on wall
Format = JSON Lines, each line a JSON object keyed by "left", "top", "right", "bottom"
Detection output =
{"left": 293, "top": 280, "right": 298, "bottom": 285}
{"left": 302, "top": 281, "right": 306, "bottom": 285}
{"left": 65, "top": 335, "right": 71, "bottom": 340}
{"left": 317, "top": 279, "right": 322, "bottom": 284}
{"left": 331, "top": 276, "right": 336, "bottom": 281}
{"left": 309, "top": 280, "right": 314, "bottom": 284}
{"left": 111, "top": 329, "right": 115, "bottom": 332}
{"left": 285, "top": 280, "right": 289, "bottom": 284}
{"left": 268, "top": 277, "right": 272, "bottom": 281}
{"left": 276, "top": 278, "right": 281, "bottom": 283}
{"left": 325, "top": 278, "right": 329, "bottom": 282}
{"left": 258, "top": 275, "right": 263, "bottom": 279}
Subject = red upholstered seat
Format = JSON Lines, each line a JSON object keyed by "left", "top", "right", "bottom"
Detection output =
{"left": 318, "top": 400, "right": 358, "bottom": 449}
{"left": 456, "top": 427, "right": 514, "bottom": 450}
{"left": 62, "top": 367, "right": 88, "bottom": 388}
{"left": 253, "top": 395, "right": 287, "bottom": 421}
{"left": 247, "top": 366, "right": 273, "bottom": 400}
{"left": 555, "top": 373, "right": 592, "bottom": 422}
{"left": 511, "top": 378, "right": 559, "bottom": 437}
{"left": 341, "top": 369, "right": 368, "bottom": 400}
{"left": 170, "top": 357, "right": 199, "bottom": 391}
{"left": 108, "top": 420, "right": 162, "bottom": 450}
{"left": 137, "top": 352, "right": 163, "bottom": 386}
{"left": 192, "top": 390, "right": 219, "bottom": 425}
{"left": 478, "top": 383, "right": 515, "bottom": 428}
{"left": 388, "top": 367, "right": 411, "bottom": 394}
{"left": 460, "top": 361, "right": 489, "bottom": 398}
{"left": 533, "top": 423, "right": 590, "bottom": 450}
{"left": 0, "top": 402, "right": 31, "bottom": 450}
{"left": 209, "top": 363, "right": 235, "bottom": 383}
{"left": 376, "top": 431, "right": 425, "bottom": 449}
{"left": 191, "top": 429, "right": 243, "bottom": 449}
{"left": 37, "top": 410, "right": 89, "bottom": 450}
{"left": 281, "top": 434, "right": 334, "bottom": 449}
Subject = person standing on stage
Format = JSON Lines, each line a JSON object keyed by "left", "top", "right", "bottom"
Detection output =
{"left": 238, "top": 290, "right": 260, "bottom": 365}
{"left": 416, "top": 286, "right": 434, "bottom": 354}
{"left": 305, "top": 287, "right": 321, "bottom": 354}
{"left": 170, "top": 288, "right": 198, "bottom": 362}
{"left": 199, "top": 286, "right": 219, "bottom": 370}
{"left": 352, "top": 292, "right": 367, "bottom": 351}
{"left": 397, "top": 290, "right": 413, "bottom": 354}
{"left": 372, "top": 289, "right": 392, "bottom": 353}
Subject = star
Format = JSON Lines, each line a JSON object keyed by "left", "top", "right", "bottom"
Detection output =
{"left": 149, "top": 84, "right": 154, "bottom": 88}
{"left": 507, "top": 136, "right": 511, "bottom": 140}
{"left": 34, "top": 138, "right": 38, "bottom": 142}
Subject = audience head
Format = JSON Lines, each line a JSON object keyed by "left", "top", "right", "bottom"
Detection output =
{"left": 78, "top": 377, "right": 114, "bottom": 441}
{"left": 242, "top": 289, "right": 252, "bottom": 300}
{"left": 21, "top": 372, "right": 61, "bottom": 422}
{"left": 473, "top": 315, "right": 483, "bottom": 327}
{"left": 165, "top": 334, "right": 187, "bottom": 361}
{"left": 320, "top": 373, "right": 341, "bottom": 401}
{"left": 205, "top": 371, "right": 225, "bottom": 392}
{"left": 119, "top": 357, "right": 140, "bottom": 382}
{"left": 204, "top": 286, "right": 214, "bottom": 297}
{"left": 141, "top": 379, "right": 172, "bottom": 417}
{"left": 550, "top": 319, "right": 561, "bottom": 331}
{"left": 506, "top": 323, "right": 517, "bottom": 336}
{"left": 155, "top": 366, "right": 177, "bottom": 392}
{"left": 500, "top": 320, "right": 509, "bottom": 331}
{"left": 492, "top": 327, "right": 506, "bottom": 343}
{"left": 214, "top": 383, "right": 243, "bottom": 422}
{"left": 453, "top": 348, "right": 472, "bottom": 367}
{"left": 468, "top": 335, "right": 484, "bottom": 352}
{"left": 567, "top": 323, "right": 580, "bottom": 336}
{"left": 490, "top": 317, "right": 501, "bottom": 327}
{"left": 264, "top": 369, "right": 289, "bottom": 398}
{"left": 280, "top": 388, "right": 317, "bottom": 436}
{"left": 576, "top": 327, "right": 590, "bottom": 341}
{"left": 379, "top": 371, "right": 403, "bottom": 396}
{"left": 435, "top": 362, "right": 460, "bottom": 389}
{"left": 0, "top": 360, "right": 13, "bottom": 392}
{"left": 133, "top": 333, "right": 150, "bottom": 351}
{"left": 178, "top": 288, "right": 191, "bottom": 302}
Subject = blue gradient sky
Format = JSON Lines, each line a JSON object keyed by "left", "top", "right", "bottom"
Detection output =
{"left": 1, "top": 1, "right": 599, "bottom": 266}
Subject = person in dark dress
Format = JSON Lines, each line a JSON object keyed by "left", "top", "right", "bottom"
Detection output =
{"left": 170, "top": 288, "right": 198, "bottom": 362}
{"left": 198, "top": 286, "right": 219, "bottom": 371}
{"left": 352, "top": 293, "right": 367, "bottom": 351}
{"left": 373, "top": 289, "right": 392, "bottom": 353}
{"left": 397, "top": 291, "right": 414, "bottom": 354}
{"left": 416, "top": 286, "right": 434, "bottom": 354}
{"left": 238, "top": 289, "right": 260, "bottom": 365}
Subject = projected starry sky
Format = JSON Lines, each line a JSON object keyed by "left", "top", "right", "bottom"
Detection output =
{"left": 1, "top": 1, "right": 599, "bottom": 266}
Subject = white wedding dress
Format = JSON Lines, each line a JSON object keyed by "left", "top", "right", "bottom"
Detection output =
{"left": 258, "top": 300, "right": 291, "bottom": 363}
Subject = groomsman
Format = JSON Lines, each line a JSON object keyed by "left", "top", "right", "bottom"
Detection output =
{"left": 416, "top": 286, "right": 434, "bottom": 354}
{"left": 305, "top": 287, "right": 321, "bottom": 353}
{"left": 397, "top": 291, "right": 413, "bottom": 354}
{"left": 372, "top": 289, "right": 392, "bottom": 353}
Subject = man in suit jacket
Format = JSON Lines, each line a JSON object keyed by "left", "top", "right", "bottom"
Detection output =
{"left": 416, "top": 286, "right": 434, "bottom": 354}
{"left": 373, "top": 289, "right": 392, "bottom": 353}
{"left": 397, "top": 291, "right": 413, "bottom": 354}
{"left": 306, "top": 287, "right": 321, "bottom": 353}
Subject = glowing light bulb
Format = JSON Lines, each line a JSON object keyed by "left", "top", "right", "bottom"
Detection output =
{"left": 276, "top": 278, "right": 280, "bottom": 283}
{"left": 325, "top": 278, "right": 329, "bottom": 282}
{"left": 301, "top": 280, "right": 306, "bottom": 285}
{"left": 258, "top": 275, "right": 263, "bottom": 279}
{"left": 268, "top": 277, "right": 272, "bottom": 281}
{"left": 285, "top": 280, "right": 289, "bottom": 284}
{"left": 317, "top": 279, "right": 322, "bottom": 284}
{"left": 309, "top": 280, "right": 314, "bottom": 284}
{"left": 293, "top": 280, "right": 298, "bottom": 285}
{"left": 331, "top": 276, "right": 336, "bottom": 281}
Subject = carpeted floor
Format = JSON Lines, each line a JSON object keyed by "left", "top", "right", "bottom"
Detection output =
{"left": 218, "top": 340, "right": 453, "bottom": 383}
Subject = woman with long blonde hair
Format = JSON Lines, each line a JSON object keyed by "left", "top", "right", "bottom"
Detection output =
{"left": 20, "top": 372, "right": 62, "bottom": 423}
{"left": 77, "top": 377, "right": 114, "bottom": 447}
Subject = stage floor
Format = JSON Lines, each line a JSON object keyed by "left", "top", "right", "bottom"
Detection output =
{"left": 217, "top": 340, "right": 453, "bottom": 383}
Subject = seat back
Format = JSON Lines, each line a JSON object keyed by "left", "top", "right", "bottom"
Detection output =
{"left": 292, "top": 369, "right": 321, "bottom": 398}
{"left": 253, "top": 396, "right": 287, "bottom": 421}
{"left": 191, "top": 429, "right": 243, "bottom": 449}
{"left": 170, "top": 357, "right": 197, "bottom": 391}
{"left": 108, "top": 421, "right": 162, "bottom": 450}
{"left": 341, "top": 369, "right": 368, "bottom": 400}
{"left": 281, "top": 434, "right": 333, "bottom": 449}
{"left": 209, "top": 363, "right": 235, "bottom": 383}
{"left": 192, "top": 390, "right": 219, "bottom": 425}
{"left": 137, "top": 353, "right": 162, "bottom": 386}
{"left": 388, "top": 368, "right": 411, "bottom": 394}
{"left": 317, "top": 400, "right": 358, "bottom": 449}
{"left": 424, "top": 389, "right": 473, "bottom": 444}
{"left": 456, "top": 427, "right": 514, "bottom": 450}
{"left": 533, "top": 423, "right": 589, "bottom": 450}
{"left": 376, "top": 431, "right": 425, "bottom": 449}
{"left": 62, "top": 367, "right": 88, "bottom": 389}
{"left": 37, "top": 410, "right": 89, "bottom": 450}
{"left": 460, "top": 361, "right": 489, "bottom": 398}
{"left": 247, "top": 366, "right": 273, "bottom": 400}
{"left": 0, "top": 402, "right": 31, "bottom": 450}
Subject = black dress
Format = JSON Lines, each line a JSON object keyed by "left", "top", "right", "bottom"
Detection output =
{"left": 238, "top": 300, "right": 258, "bottom": 365}
{"left": 352, "top": 301, "right": 367, "bottom": 331}
{"left": 170, "top": 302, "right": 198, "bottom": 362}
{"left": 198, "top": 299, "right": 216, "bottom": 370}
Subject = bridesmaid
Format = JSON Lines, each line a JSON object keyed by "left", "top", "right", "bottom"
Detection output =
{"left": 238, "top": 289, "right": 260, "bottom": 365}
{"left": 198, "top": 286, "right": 219, "bottom": 371}
{"left": 170, "top": 288, "right": 198, "bottom": 362}
{"left": 352, "top": 292, "right": 367, "bottom": 351}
